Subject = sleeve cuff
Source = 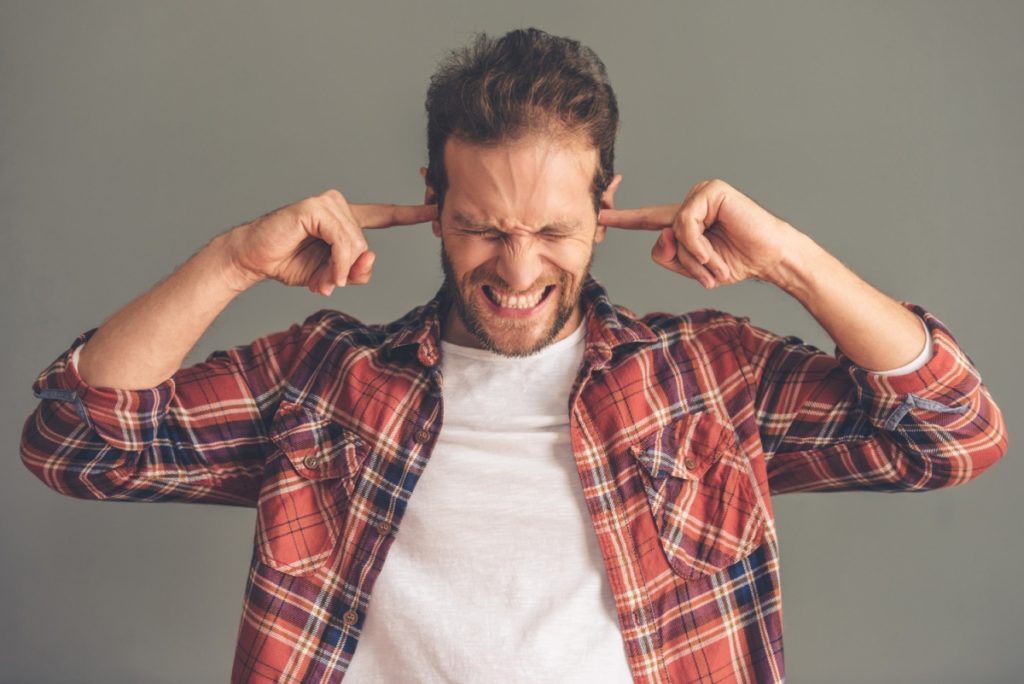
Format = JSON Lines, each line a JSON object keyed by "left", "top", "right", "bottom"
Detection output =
{"left": 833, "top": 301, "right": 980, "bottom": 431}
{"left": 31, "top": 327, "right": 177, "bottom": 451}
{"left": 69, "top": 343, "right": 84, "bottom": 373}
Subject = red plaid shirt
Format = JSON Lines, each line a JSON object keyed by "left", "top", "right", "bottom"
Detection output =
{"left": 21, "top": 275, "right": 1007, "bottom": 683}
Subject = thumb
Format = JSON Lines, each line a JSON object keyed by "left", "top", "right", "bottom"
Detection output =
{"left": 347, "top": 249, "right": 376, "bottom": 285}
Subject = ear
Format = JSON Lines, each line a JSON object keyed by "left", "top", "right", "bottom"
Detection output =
{"left": 594, "top": 173, "right": 623, "bottom": 244}
{"left": 420, "top": 166, "right": 442, "bottom": 238}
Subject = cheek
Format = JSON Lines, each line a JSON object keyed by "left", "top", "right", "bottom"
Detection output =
{"left": 543, "top": 240, "right": 593, "bottom": 274}
{"left": 445, "top": 239, "right": 495, "bottom": 274}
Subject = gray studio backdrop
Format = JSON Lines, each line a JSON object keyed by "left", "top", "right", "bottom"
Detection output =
{"left": 3, "top": 2, "right": 1021, "bottom": 682}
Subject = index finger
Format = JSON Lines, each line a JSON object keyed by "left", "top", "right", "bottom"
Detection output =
{"left": 599, "top": 205, "right": 680, "bottom": 230}
{"left": 351, "top": 203, "right": 438, "bottom": 229}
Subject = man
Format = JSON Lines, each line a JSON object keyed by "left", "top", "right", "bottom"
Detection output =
{"left": 21, "top": 28, "right": 1007, "bottom": 684}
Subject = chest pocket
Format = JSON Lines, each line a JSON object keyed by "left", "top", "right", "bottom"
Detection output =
{"left": 629, "top": 410, "right": 767, "bottom": 580}
{"left": 256, "top": 400, "right": 371, "bottom": 576}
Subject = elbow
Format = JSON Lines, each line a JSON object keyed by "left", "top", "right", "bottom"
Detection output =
{"left": 966, "top": 388, "right": 1009, "bottom": 480}
{"left": 19, "top": 416, "right": 79, "bottom": 499}
{"left": 940, "top": 385, "right": 1009, "bottom": 488}
{"left": 19, "top": 402, "right": 134, "bottom": 501}
{"left": 890, "top": 384, "right": 1008, "bottom": 491}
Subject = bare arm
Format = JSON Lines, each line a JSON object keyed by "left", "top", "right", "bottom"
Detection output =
{"left": 599, "top": 179, "right": 927, "bottom": 372}
{"left": 74, "top": 190, "right": 437, "bottom": 390}
{"left": 763, "top": 229, "right": 928, "bottom": 372}
{"left": 76, "top": 230, "right": 254, "bottom": 389}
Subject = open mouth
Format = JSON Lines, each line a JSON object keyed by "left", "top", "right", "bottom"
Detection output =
{"left": 481, "top": 284, "right": 556, "bottom": 312}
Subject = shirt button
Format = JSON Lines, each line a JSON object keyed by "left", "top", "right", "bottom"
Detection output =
{"left": 343, "top": 609, "right": 359, "bottom": 626}
{"left": 413, "top": 429, "right": 431, "bottom": 444}
{"left": 375, "top": 521, "right": 392, "bottom": 536}
{"left": 684, "top": 457, "right": 697, "bottom": 470}
{"left": 303, "top": 454, "right": 321, "bottom": 469}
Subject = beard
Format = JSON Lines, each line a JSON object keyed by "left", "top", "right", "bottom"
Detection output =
{"left": 439, "top": 244, "right": 592, "bottom": 358}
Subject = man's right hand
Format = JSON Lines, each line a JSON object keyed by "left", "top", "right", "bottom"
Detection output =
{"left": 224, "top": 189, "right": 438, "bottom": 296}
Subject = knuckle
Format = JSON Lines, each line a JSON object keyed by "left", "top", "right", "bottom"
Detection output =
{"left": 350, "top": 230, "right": 368, "bottom": 249}
{"left": 299, "top": 196, "right": 324, "bottom": 216}
{"left": 334, "top": 242, "right": 352, "bottom": 259}
{"left": 344, "top": 230, "right": 366, "bottom": 252}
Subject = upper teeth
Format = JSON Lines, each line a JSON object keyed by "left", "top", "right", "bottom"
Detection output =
{"left": 489, "top": 286, "right": 546, "bottom": 309}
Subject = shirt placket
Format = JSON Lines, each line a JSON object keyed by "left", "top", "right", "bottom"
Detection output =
{"left": 336, "top": 362, "right": 444, "bottom": 648}
{"left": 569, "top": 347, "right": 671, "bottom": 683}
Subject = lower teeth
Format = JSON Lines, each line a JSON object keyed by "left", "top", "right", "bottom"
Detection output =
{"left": 485, "top": 286, "right": 551, "bottom": 309}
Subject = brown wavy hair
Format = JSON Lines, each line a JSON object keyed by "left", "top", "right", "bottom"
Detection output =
{"left": 425, "top": 28, "right": 619, "bottom": 215}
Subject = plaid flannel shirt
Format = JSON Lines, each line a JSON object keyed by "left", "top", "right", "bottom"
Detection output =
{"left": 20, "top": 275, "right": 1008, "bottom": 683}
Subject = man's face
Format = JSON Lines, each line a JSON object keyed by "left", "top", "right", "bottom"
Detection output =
{"left": 423, "top": 133, "right": 621, "bottom": 357}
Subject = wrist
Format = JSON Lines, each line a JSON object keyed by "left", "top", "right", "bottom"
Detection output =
{"left": 759, "top": 226, "right": 830, "bottom": 300}
{"left": 210, "top": 227, "right": 264, "bottom": 295}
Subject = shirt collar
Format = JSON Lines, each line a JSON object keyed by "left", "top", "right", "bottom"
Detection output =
{"left": 380, "top": 274, "right": 659, "bottom": 369}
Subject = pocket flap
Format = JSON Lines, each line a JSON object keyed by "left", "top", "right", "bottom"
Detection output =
{"left": 630, "top": 410, "right": 736, "bottom": 481}
{"left": 269, "top": 400, "right": 367, "bottom": 481}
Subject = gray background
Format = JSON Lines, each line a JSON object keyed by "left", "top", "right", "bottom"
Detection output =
{"left": 2, "top": 1, "right": 1021, "bottom": 682}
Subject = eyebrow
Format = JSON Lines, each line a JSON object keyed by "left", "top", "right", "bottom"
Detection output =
{"left": 450, "top": 210, "right": 580, "bottom": 234}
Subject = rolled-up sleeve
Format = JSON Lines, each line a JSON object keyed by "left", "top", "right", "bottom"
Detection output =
{"left": 20, "top": 310, "right": 336, "bottom": 506}
{"left": 736, "top": 301, "right": 1008, "bottom": 494}
{"left": 32, "top": 332, "right": 177, "bottom": 452}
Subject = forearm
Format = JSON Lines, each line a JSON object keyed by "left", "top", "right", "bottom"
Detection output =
{"left": 765, "top": 227, "right": 928, "bottom": 372}
{"left": 76, "top": 229, "right": 260, "bottom": 389}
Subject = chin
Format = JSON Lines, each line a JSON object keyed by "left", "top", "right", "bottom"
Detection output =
{"left": 479, "top": 328, "right": 551, "bottom": 357}
{"left": 464, "top": 296, "right": 574, "bottom": 357}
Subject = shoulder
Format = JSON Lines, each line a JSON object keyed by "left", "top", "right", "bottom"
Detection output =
{"left": 630, "top": 305, "right": 746, "bottom": 345}
{"left": 298, "top": 308, "right": 391, "bottom": 347}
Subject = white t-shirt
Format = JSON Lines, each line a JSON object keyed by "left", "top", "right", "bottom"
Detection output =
{"left": 344, "top": 319, "right": 636, "bottom": 682}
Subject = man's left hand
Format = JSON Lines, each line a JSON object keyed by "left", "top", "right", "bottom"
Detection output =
{"left": 598, "top": 179, "right": 802, "bottom": 289}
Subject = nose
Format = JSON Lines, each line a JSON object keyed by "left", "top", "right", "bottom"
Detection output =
{"left": 494, "top": 239, "right": 545, "bottom": 292}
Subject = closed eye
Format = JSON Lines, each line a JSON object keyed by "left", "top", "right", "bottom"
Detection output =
{"left": 469, "top": 230, "right": 503, "bottom": 241}
{"left": 456, "top": 227, "right": 504, "bottom": 241}
{"left": 462, "top": 228, "right": 567, "bottom": 241}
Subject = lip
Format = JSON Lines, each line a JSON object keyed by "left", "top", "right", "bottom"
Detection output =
{"left": 480, "top": 284, "right": 555, "bottom": 319}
